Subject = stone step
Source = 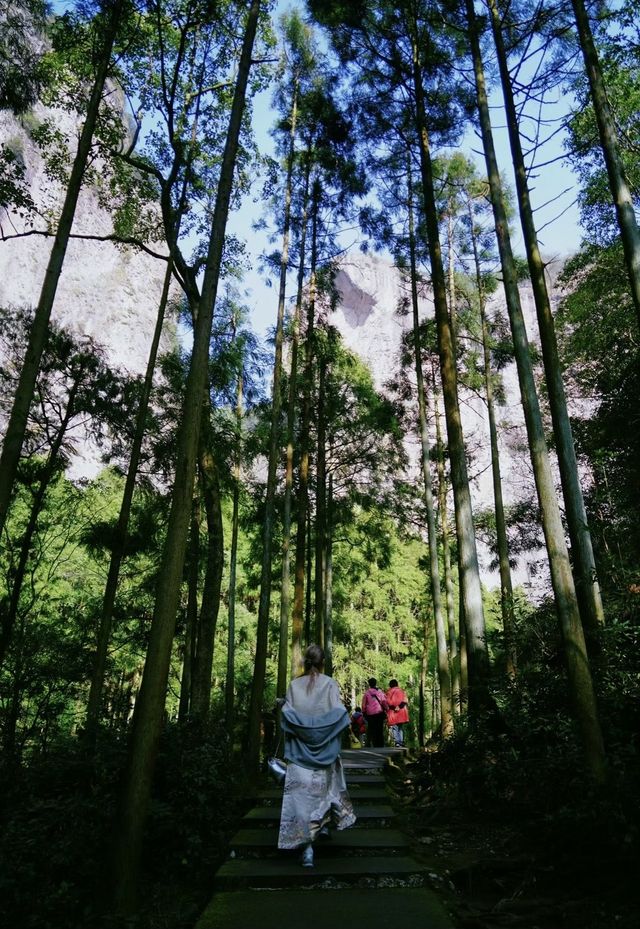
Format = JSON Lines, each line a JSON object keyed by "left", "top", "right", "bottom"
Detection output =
{"left": 344, "top": 773, "right": 386, "bottom": 785}
{"left": 257, "top": 786, "right": 388, "bottom": 805}
{"left": 242, "top": 805, "right": 395, "bottom": 828}
{"left": 341, "top": 748, "right": 406, "bottom": 764}
{"left": 341, "top": 764, "right": 388, "bottom": 775}
{"left": 214, "top": 854, "right": 430, "bottom": 890}
{"left": 228, "top": 827, "right": 410, "bottom": 857}
{"left": 196, "top": 887, "right": 455, "bottom": 929}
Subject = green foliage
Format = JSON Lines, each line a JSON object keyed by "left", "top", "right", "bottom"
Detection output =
{"left": 408, "top": 594, "right": 640, "bottom": 824}
{"left": 0, "top": 717, "right": 247, "bottom": 929}
{"left": 0, "top": 0, "right": 48, "bottom": 114}
{"left": 556, "top": 242, "right": 639, "bottom": 588}
{"left": 332, "top": 518, "right": 427, "bottom": 701}
{"left": 0, "top": 144, "right": 37, "bottom": 218}
{"left": 566, "top": 29, "right": 640, "bottom": 245}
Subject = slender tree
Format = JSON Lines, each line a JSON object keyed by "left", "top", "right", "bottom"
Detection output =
{"left": 246, "top": 11, "right": 305, "bottom": 764}
{"left": 179, "top": 494, "right": 200, "bottom": 719}
{"left": 290, "top": 180, "right": 319, "bottom": 676}
{"left": 0, "top": 326, "right": 126, "bottom": 671}
{"left": 85, "top": 258, "right": 174, "bottom": 740}
{"left": 405, "top": 7, "right": 490, "bottom": 712}
{"left": 86, "top": 7, "right": 227, "bottom": 737}
{"left": 432, "top": 376, "right": 460, "bottom": 708}
{"left": 277, "top": 153, "right": 311, "bottom": 698}
{"left": 314, "top": 343, "right": 328, "bottom": 646}
{"left": 190, "top": 406, "right": 224, "bottom": 719}
{"left": 465, "top": 0, "right": 606, "bottom": 782}
{"left": 225, "top": 334, "right": 243, "bottom": 731}
{"left": 487, "top": 0, "right": 605, "bottom": 636}
{"left": 407, "top": 161, "right": 453, "bottom": 735}
{"left": 112, "top": 1, "right": 262, "bottom": 909}
{"left": 467, "top": 190, "right": 517, "bottom": 676}
{"left": 569, "top": 0, "right": 640, "bottom": 329}
{"left": 0, "top": 0, "right": 127, "bottom": 541}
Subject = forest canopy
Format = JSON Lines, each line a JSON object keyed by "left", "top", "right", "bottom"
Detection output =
{"left": 0, "top": 1, "right": 638, "bottom": 927}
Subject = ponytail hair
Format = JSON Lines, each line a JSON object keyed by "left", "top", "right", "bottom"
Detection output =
{"left": 304, "top": 644, "right": 324, "bottom": 692}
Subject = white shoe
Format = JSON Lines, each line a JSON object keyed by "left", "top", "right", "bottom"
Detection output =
{"left": 301, "top": 844, "right": 314, "bottom": 867}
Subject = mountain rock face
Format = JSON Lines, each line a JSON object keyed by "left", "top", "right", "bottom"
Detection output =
{"left": 0, "top": 103, "right": 171, "bottom": 378}
{"left": 1, "top": 96, "right": 561, "bottom": 597}
{"left": 332, "top": 252, "right": 561, "bottom": 597}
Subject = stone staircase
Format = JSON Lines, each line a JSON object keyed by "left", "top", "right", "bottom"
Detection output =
{"left": 195, "top": 748, "right": 454, "bottom": 929}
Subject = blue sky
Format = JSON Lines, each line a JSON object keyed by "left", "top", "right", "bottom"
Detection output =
{"left": 237, "top": 1, "right": 585, "bottom": 339}
{"left": 51, "top": 0, "right": 585, "bottom": 341}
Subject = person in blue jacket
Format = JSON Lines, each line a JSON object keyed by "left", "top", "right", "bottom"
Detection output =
{"left": 278, "top": 644, "right": 356, "bottom": 867}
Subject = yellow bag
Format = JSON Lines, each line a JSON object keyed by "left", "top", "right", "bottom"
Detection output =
{"left": 349, "top": 731, "right": 362, "bottom": 749}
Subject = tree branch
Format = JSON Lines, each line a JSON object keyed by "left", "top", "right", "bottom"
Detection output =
{"left": 0, "top": 228, "right": 169, "bottom": 262}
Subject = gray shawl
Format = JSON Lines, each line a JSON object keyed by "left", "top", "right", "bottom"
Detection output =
{"left": 281, "top": 673, "right": 349, "bottom": 769}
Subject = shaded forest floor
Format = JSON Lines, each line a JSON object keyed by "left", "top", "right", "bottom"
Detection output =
{"left": 1, "top": 721, "right": 639, "bottom": 929}
{"left": 388, "top": 741, "right": 640, "bottom": 929}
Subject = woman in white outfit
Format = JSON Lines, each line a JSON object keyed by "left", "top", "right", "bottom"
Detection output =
{"left": 277, "top": 644, "right": 356, "bottom": 867}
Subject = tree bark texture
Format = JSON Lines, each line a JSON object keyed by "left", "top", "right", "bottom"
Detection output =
{"left": 409, "top": 27, "right": 490, "bottom": 713}
{"left": 277, "top": 157, "right": 311, "bottom": 699}
{"left": 432, "top": 381, "right": 459, "bottom": 711}
{"left": 0, "top": 0, "right": 125, "bottom": 541}
{"left": 466, "top": 0, "right": 606, "bottom": 783}
{"left": 290, "top": 186, "right": 319, "bottom": 678}
{"left": 323, "top": 473, "right": 334, "bottom": 676}
{"left": 111, "top": 2, "right": 261, "bottom": 911}
{"left": 487, "top": 0, "right": 605, "bottom": 636}
{"left": 245, "top": 73, "right": 297, "bottom": 771}
{"left": 179, "top": 495, "right": 200, "bottom": 720}
{"left": 570, "top": 0, "right": 640, "bottom": 329}
{"left": 191, "top": 406, "right": 224, "bottom": 719}
{"left": 469, "top": 203, "right": 517, "bottom": 677}
{"left": 86, "top": 258, "right": 173, "bottom": 740}
{"left": 225, "top": 368, "right": 243, "bottom": 731}
{"left": 0, "top": 375, "right": 79, "bottom": 669}
{"left": 314, "top": 354, "right": 327, "bottom": 647}
{"left": 407, "top": 170, "right": 453, "bottom": 736}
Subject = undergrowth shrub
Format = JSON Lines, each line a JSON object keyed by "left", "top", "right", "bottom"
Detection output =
{"left": 0, "top": 714, "right": 248, "bottom": 929}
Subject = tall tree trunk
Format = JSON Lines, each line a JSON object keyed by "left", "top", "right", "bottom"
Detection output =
{"left": 0, "top": 376, "right": 79, "bottom": 668}
{"left": 112, "top": 3, "right": 261, "bottom": 910}
{"left": 225, "top": 367, "right": 243, "bottom": 732}
{"left": 191, "top": 406, "right": 224, "bottom": 719}
{"left": 179, "top": 495, "right": 200, "bottom": 720}
{"left": 86, "top": 259, "right": 173, "bottom": 740}
{"left": 314, "top": 354, "right": 327, "bottom": 647}
{"left": 418, "top": 606, "right": 430, "bottom": 747}
{"left": 245, "top": 69, "right": 297, "bottom": 772}
{"left": 85, "top": 50, "right": 207, "bottom": 738}
{"left": 3, "top": 615, "right": 25, "bottom": 756}
{"left": 466, "top": 0, "right": 606, "bottom": 783}
{"left": 469, "top": 204, "right": 517, "bottom": 677}
{"left": 432, "top": 379, "right": 459, "bottom": 711}
{"left": 304, "top": 505, "right": 313, "bottom": 645}
{"left": 277, "top": 154, "right": 311, "bottom": 699}
{"left": 291, "top": 184, "right": 319, "bottom": 676}
{"left": 458, "top": 600, "right": 468, "bottom": 716}
{"left": 487, "top": 0, "right": 605, "bottom": 637}
{"left": 324, "top": 473, "right": 334, "bottom": 676}
{"left": 409, "top": 26, "right": 490, "bottom": 713}
{"left": 570, "top": 0, "right": 640, "bottom": 329}
{"left": 447, "top": 206, "right": 459, "bottom": 353}
{"left": 407, "top": 167, "right": 452, "bottom": 736}
{"left": 0, "top": 0, "right": 124, "bottom": 540}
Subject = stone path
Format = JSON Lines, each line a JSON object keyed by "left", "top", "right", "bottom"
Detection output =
{"left": 195, "top": 748, "right": 455, "bottom": 929}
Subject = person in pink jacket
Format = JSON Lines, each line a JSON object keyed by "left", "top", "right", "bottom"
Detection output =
{"left": 361, "top": 678, "right": 388, "bottom": 747}
{"left": 385, "top": 679, "right": 409, "bottom": 747}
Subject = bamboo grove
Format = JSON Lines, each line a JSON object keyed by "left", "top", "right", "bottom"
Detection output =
{"left": 0, "top": 0, "right": 639, "bottom": 921}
